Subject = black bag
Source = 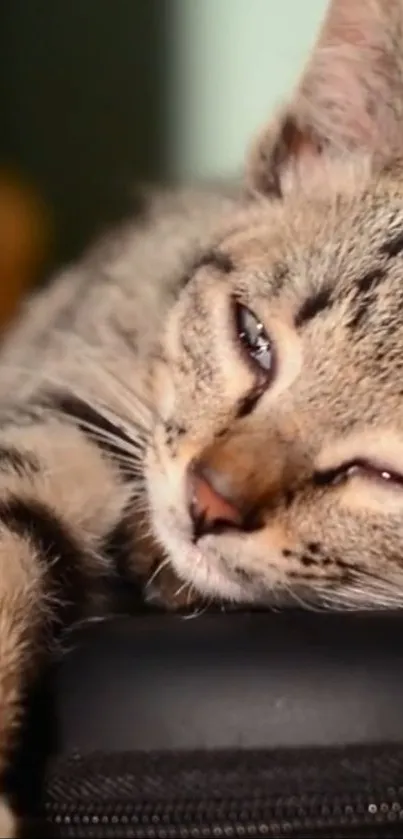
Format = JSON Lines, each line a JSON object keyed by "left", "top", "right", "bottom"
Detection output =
{"left": 18, "top": 611, "right": 403, "bottom": 838}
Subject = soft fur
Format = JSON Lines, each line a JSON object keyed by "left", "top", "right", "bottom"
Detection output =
{"left": 1, "top": 0, "right": 403, "bottom": 831}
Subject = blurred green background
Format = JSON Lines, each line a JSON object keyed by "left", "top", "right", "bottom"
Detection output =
{"left": 0, "top": 0, "right": 326, "bottom": 321}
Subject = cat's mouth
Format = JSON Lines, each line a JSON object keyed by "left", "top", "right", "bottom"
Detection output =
{"left": 151, "top": 508, "right": 328, "bottom": 610}
{"left": 147, "top": 479, "right": 260, "bottom": 604}
{"left": 158, "top": 506, "right": 257, "bottom": 602}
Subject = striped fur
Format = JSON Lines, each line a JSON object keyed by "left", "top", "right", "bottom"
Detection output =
{"left": 0, "top": 186, "right": 243, "bottom": 833}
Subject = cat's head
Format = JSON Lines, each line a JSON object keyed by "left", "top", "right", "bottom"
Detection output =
{"left": 146, "top": 0, "right": 403, "bottom": 610}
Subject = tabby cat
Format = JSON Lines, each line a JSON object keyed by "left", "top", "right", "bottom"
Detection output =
{"left": 1, "top": 0, "right": 403, "bottom": 833}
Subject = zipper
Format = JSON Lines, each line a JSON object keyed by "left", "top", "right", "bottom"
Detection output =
{"left": 44, "top": 747, "right": 403, "bottom": 838}
{"left": 45, "top": 789, "right": 403, "bottom": 838}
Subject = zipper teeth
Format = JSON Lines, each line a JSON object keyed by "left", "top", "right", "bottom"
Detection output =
{"left": 45, "top": 791, "right": 403, "bottom": 838}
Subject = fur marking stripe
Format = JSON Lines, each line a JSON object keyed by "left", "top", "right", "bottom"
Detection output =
{"left": 381, "top": 231, "right": 403, "bottom": 258}
{"left": 43, "top": 392, "right": 139, "bottom": 481}
{"left": 295, "top": 287, "right": 332, "bottom": 327}
{"left": 0, "top": 447, "right": 39, "bottom": 476}
{"left": 356, "top": 268, "right": 385, "bottom": 294}
{"left": 0, "top": 496, "right": 85, "bottom": 620}
{"left": 194, "top": 249, "right": 234, "bottom": 275}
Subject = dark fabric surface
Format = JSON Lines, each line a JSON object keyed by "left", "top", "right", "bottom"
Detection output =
{"left": 14, "top": 610, "right": 403, "bottom": 837}
{"left": 44, "top": 745, "right": 403, "bottom": 837}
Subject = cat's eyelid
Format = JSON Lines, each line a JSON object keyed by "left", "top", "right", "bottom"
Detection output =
{"left": 348, "top": 458, "right": 403, "bottom": 488}
{"left": 316, "top": 432, "right": 403, "bottom": 481}
{"left": 315, "top": 458, "right": 403, "bottom": 490}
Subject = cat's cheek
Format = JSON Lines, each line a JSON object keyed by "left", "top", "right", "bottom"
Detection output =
{"left": 145, "top": 439, "right": 189, "bottom": 532}
{"left": 220, "top": 527, "right": 293, "bottom": 587}
{"left": 150, "top": 358, "right": 176, "bottom": 422}
{"left": 340, "top": 479, "right": 403, "bottom": 515}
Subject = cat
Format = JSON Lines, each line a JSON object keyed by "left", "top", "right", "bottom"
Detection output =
{"left": 1, "top": 0, "right": 403, "bottom": 833}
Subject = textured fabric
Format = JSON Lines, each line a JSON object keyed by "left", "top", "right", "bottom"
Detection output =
{"left": 43, "top": 745, "right": 403, "bottom": 837}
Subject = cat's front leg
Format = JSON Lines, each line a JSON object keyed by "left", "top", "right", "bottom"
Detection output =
{"left": 0, "top": 408, "right": 133, "bottom": 834}
{"left": 0, "top": 798, "right": 15, "bottom": 839}
{"left": 0, "top": 482, "right": 56, "bottom": 836}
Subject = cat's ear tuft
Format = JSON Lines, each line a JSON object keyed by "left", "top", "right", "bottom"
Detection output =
{"left": 247, "top": 0, "right": 403, "bottom": 197}
{"left": 247, "top": 111, "right": 324, "bottom": 198}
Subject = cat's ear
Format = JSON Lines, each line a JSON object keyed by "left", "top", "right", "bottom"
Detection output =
{"left": 247, "top": 0, "right": 403, "bottom": 197}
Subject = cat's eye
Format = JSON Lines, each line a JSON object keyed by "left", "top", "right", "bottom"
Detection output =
{"left": 345, "top": 460, "right": 403, "bottom": 488}
{"left": 234, "top": 301, "right": 273, "bottom": 375}
{"left": 315, "top": 459, "right": 403, "bottom": 490}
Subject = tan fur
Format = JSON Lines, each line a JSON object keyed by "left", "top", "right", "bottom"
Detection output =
{"left": 0, "top": 798, "right": 16, "bottom": 839}
{"left": 2, "top": 0, "right": 403, "bottom": 829}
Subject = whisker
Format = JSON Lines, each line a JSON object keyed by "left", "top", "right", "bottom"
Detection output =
{"left": 182, "top": 601, "right": 210, "bottom": 620}
{"left": 145, "top": 555, "right": 172, "bottom": 591}
{"left": 284, "top": 583, "right": 324, "bottom": 613}
{"left": 33, "top": 356, "right": 154, "bottom": 437}
{"left": 77, "top": 428, "right": 145, "bottom": 460}
{"left": 174, "top": 579, "right": 191, "bottom": 600}
{"left": 74, "top": 351, "right": 154, "bottom": 420}
{"left": 50, "top": 403, "right": 148, "bottom": 463}
{"left": 313, "top": 574, "right": 403, "bottom": 611}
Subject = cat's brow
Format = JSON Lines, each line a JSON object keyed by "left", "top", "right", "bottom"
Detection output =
{"left": 179, "top": 249, "right": 234, "bottom": 289}
{"left": 193, "top": 249, "right": 234, "bottom": 275}
{"left": 295, "top": 287, "right": 332, "bottom": 327}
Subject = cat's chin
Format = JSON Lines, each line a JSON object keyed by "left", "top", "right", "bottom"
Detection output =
{"left": 152, "top": 507, "right": 259, "bottom": 604}
{"left": 166, "top": 536, "right": 252, "bottom": 604}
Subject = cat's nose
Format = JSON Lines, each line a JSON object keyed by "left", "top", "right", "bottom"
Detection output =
{"left": 187, "top": 464, "right": 243, "bottom": 539}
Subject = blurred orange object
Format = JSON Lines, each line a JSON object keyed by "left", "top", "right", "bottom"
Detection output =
{"left": 0, "top": 170, "right": 52, "bottom": 329}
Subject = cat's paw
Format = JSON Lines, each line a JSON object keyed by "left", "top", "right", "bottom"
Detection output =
{"left": 0, "top": 796, "right": 17, "bottom": 838}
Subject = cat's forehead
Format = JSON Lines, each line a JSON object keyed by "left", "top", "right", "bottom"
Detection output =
{"left": 190, "top": 178, "right": 403, "bottom": 408}
{"left": 219, "top": 179, "right": 403, "bottom": 310}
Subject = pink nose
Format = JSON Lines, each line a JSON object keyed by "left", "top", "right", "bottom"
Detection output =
{"left": 187, "top": 466, "right": 242, "bottom": 539}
